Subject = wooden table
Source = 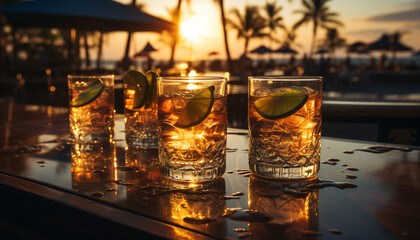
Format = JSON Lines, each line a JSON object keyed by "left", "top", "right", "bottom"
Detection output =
{"left": 0, "top": 102, "right": 419, "bottom": 239}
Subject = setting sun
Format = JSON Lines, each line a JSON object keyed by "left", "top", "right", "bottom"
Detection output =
{"left": 180, "top": 17, "right": 207, "bottom": 42}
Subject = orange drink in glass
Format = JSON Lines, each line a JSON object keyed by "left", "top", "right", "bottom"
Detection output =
{"left": 123, "top": 70, "right": 159, "bottom": 148}
{"left": 248, "top": 76, "right": 322, "bottom": 180}
{"left": 68, "top": 75, "right": 114, "bottom": 143}
{"left": 157, "top": 76, "right": 227, "bottom": 182}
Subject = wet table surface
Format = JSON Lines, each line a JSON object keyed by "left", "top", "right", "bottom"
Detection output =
{"left": 0, "top": 102, "right": 419, "bottom": 239}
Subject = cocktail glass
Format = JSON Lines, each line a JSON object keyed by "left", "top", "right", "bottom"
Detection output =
{"left": 124, "top": 81, "right": 158, "bottom": 148}
{"left": 157, "top": 76, "right": 227, "bottom": 182}
{"left": 68, "top": 75, "right": 114, "bottom": 143}
{"left": 248, "top": 76, "right": 322, "bottom": 180}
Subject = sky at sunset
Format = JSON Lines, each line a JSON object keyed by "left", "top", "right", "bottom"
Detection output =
{"left": 101, "top": 0, "right": 420, "bottom": 61}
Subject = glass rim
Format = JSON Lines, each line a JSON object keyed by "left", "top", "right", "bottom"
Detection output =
{"left": 249, "top": 76, "right": 322, "bottom": 82}
{"left": 67, "top": 74, "right": 114, "bottom": 79}
{"left": 158, "top": 76, "right": 227, "bottom": 82}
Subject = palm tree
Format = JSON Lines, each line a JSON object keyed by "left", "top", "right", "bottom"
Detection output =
{"left": 262, "top": 1, "right": 285, "bottom": 50}
{"left": 283, "top": 27, "right": 300, "bottom": 48}
{"left": 165, "top": 0, "right": 191, "bottom": 68}
{"left": 121, "top": 0, "right": 145, "bottom": 70}
{"left": 389, "top": 30, "right": 410, "bottom": 65}
{"left": 293, "top": 0, "right": 342, "bottom": 57}
{"left": 159, "top": 6, "right": 185, "bottom": 68}
{"left": 227, "top": 5, "right": 267, "bottom": 57}
{"left": 168, "top": 0, "right": 182, "bottom": 68}
{"left": 213, "top": 0, "right": 233, "bottom": 73}
{"left": 321, "top": 28, "right": 346, "bottom": 62}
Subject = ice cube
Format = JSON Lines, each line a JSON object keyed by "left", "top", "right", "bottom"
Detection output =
{"left": 160, "top": 99, "right": 173, "bottom": 113}
{"left": 270, "top": 87, "right": 291, "bottom": 96}
{"left": 302, "top": 86, "right": 314, "bottom": 93}
{"left": 172, "top": 95, "right": 186, "bottom": 109}
{"left": 283, "top": 114, "right": 306, "bottom": 128}
{"left": 184, "top": 92, "right": 195, "bottom": 99}
{"left": 254, "top": 89, "right": 271, "bottom": 97}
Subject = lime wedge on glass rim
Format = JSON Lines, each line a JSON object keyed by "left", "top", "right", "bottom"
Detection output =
{"left": 144, "top": 70, "right": 159, "bottom": 108}
{"left": 175, "top": 86, "right": 215, "bottom": 128}
{"left": 254, "top": 86, "right": 308, "bottom": 119}
{"left": 70, "top": 78, "right": 104, "bottom": 107}
{"left": 123, "top": 70, "right": 149, "bottom": 109}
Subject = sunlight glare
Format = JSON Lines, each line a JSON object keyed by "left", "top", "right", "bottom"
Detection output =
{"left": 180, "top": 17, "right": 207, "bottom": 42}
{"left": 188, "top": 70, "right": 197, "bottom": 77}
{"left": 186, "top": 83, "right": 198, "bottom": 90}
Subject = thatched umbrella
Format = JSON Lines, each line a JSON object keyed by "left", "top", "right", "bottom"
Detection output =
{"left": 134, "top": 41, "right": 157, "bottom": 57}
{"left": 250, "top": 45, "right": 273, "bottom": 54}
{"left": 274, "top": 45, "right": 298, "bottom": 54}
{"left": 0, "top": 0, "right": 174, "bottom": 69}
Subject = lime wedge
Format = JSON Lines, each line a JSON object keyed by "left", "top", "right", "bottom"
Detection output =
{"left": 254, "top": 87, "right": 308, "bottom": 119}
{"left": 144, "top": 70, "right": 159, "bottom": 108}
{"left": 175, "top": 86, "right": 215, "bottom": 128}
{"left": 70, "top": 78, "right": 104, "bottom": 107}
{"left": 123, "top": 70, "right": 148, "bottom": 109}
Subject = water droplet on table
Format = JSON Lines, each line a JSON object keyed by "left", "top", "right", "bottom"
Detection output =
{"left": 232, "top": 192, "right": 244, "bottom": 196}
{"left": 345, "top": 175, "right": 357, "bottom": 179}
{"left": 229, "top": 209, "right": 273, "bottom": 222}
{"left": 328, "top": 158, "right": 340, "bottom": 162}
{"left": 183, "top": 217, "right": 217, "bottom": 224}
{"left": 346, "top": 167, "right": 359, "bottom": 171}
{"left": 329, "top": 228, "right": 343, "bottom": 234}
{"left": 355, "top": 145, "right": 412, "bottom": 154}
{"left": 224, "top": 196, "right": 240, "bottom": 200}
{"left": 91, "top": 192, "right": 104, "bottom": 197}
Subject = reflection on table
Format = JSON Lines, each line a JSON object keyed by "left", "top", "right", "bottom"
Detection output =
{"left": 1, "top": 105, "right": 419, "bottom": 239}
{"left": 248, "top": 176, "right": 319, "bottom": 239}
{"left": 71, "top": 142, "right": 117, "bottom": 194}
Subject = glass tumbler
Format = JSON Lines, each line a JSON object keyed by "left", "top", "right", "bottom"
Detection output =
{"left": 248, "top": 76, "right": 322, "bottom": 180}
{"left": 124, "top": 80, "right": 158, "bottom": 148}
{"left": 68, "top": 75, "right": 114, "bottom": 143}
{"left": 157, "top": 76, "right": 227, "bottom": 182}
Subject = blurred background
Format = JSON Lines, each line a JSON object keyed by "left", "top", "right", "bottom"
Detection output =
{"left": 1, "top": 0, "right": 419, "bottom": 145}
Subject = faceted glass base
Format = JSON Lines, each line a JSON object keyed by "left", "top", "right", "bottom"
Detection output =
{"left": 126, "top": 135, "right": 158, "bottom": 148}
{"left": 161, "top": 165, "right": 225, "bottom": 182}
{"left": 71, "top": 131, "right": 113, "bottom": 143}
{"left": 249, "top": 162, "right": 319, "bottom": 180}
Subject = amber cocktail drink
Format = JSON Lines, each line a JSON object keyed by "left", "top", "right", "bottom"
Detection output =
{"left": 68, "top": 75, "right": 114, "bottom": 143}
{"left": 124, "top": 70, "right": 159, "bottom": 147}
{"left": 158, "top": 77, "right": 227, "bottom": 182}
{"left": 248, "top": 76, "right": 322, "bottom": 179}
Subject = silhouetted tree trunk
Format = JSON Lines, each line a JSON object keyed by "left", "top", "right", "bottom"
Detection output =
{"left": 244, "top": 37, "right": 249, "bottom": 56}
{"left": 218, "top": 0, "right": 232, "bottom": 73}
{"left": 75, "top": 30, "right": 81, "bottom": 69}
{"left": 83, "top": 31, "right": 90, "bottom": 68}
{"left": 96, "top": 31, "right": 103, "bottom": 69}
{"left": 310, "top": 22, "right": 317, "bottom": 59}
{"left": 122, "top": 0, "right": 137, "bottom": 70}
{"left": 11, "top": 28, "right": 18, "bottom": 68}
{"left": 169, "top": 0, "right": 182, "bottom": 68}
